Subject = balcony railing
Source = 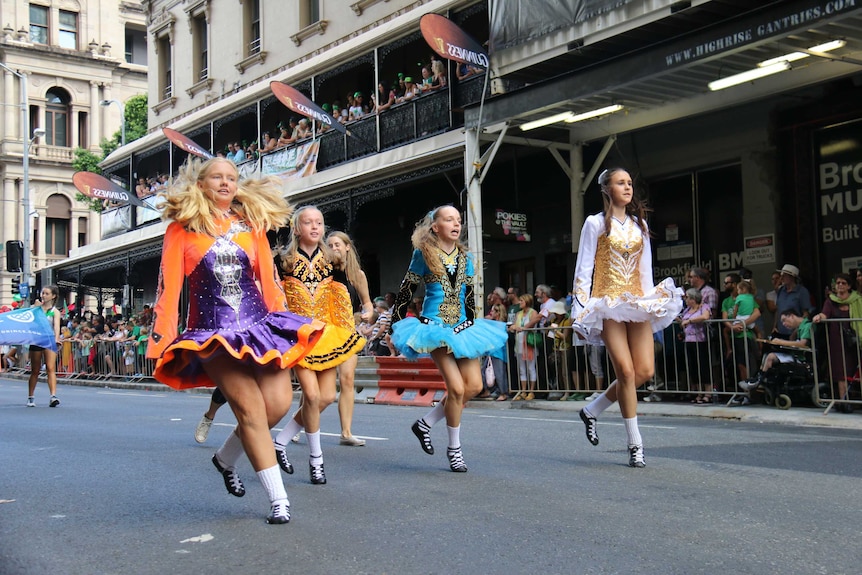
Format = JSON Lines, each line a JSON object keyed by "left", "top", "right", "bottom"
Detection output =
{"left": 100, "top": 78, "right": 484, "bottom": 241}
{"left": 33, "top": 144, "right": 75, "bottom": 163}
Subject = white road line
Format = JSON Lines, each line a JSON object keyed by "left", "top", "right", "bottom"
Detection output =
{"left": 97, "top": 391, "right": 169, "bottom": 398}
{"left": 476, "top": 414, "right": 676, "bottom": 429}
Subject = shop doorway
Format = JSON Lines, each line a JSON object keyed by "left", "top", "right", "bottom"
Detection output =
{"left": 648, "top": 163, "right": 743, "bottom": 286}
{"left": 500, "top": 258, "right": 535, "bottom": 297}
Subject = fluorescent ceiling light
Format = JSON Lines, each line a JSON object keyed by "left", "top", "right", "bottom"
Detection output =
{"left": 565, "top": 104, "right": 624, "bottom": 123}
{"left": 708, "top": 61, "right": 790, "bottom": 91}
{"left": 758, "top": 39, "right": 846, "bottom": 67}
{"left": 519, "top": 112, "right": 575, "bottom": 131}
{"left": 758, "top": 52, "right": 808, "bottom": 67}
{"left": 520, "top": 105, "right": 624, "bottom": 131}
{"left": 809, "top": 39, "right": 846, "bottom": 52}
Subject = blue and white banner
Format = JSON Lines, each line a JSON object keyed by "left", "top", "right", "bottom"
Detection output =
{"left": 0, "top": 307, "right": 57, "bottom": 351}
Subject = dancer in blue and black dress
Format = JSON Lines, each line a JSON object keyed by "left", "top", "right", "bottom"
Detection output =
{"left": 390, "top": 206, "right": 507, "bottom": 472}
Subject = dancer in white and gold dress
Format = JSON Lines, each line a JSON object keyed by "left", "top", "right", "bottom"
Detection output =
{"left": 573, "top": 168, "right": 682, "bottom": 467}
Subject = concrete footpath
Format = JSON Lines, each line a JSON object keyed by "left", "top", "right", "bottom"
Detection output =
{"left": 5, "top": 371, "right": 860, "bottom": 432}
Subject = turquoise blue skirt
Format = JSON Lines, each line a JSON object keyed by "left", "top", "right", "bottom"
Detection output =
{"left": 391, "top": 316, "right": 508, "bottom": 360}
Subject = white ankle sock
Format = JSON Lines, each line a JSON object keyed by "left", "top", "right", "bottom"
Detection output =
{"left": 624, "top": 416, "right": 642, "bottom": 447}
{"left": 422, "top": 401, "right": 447, "bottom": 428}
{"left": 274, "top": 415, "right": 303, "bottom": 447}
{"left": 216, "top": 430, "right": 244, "bottom": 467}
{"left": 257, "top": 464, "right": 288, "bottom": 504}
{"left": 446, "top": 425, "right": 461, "bottom": 449}
{"left": 585, "top": 386, "right": 615, "bottom": 418}
{"left": 307, "top": 430, "right": 323, "bottom": 461}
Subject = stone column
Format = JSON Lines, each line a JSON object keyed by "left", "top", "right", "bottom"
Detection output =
{"left": 70, "top": 106, "right": 80, "bottom": 149}
{"left": 2, "top": 69, "right": 15, "bottom": 140}
{"left": 90, "top": 81, "right": 100, "bottom": 152}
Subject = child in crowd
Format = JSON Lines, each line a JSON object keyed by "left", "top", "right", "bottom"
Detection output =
{"left": 732, "top": 280, "right": 756, "bottom": 329}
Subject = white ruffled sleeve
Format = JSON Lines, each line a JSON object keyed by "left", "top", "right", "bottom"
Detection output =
{"left": 573, "top": 215, "right": 601, "bottom": 312}
{"left": 639, "top": 220, "right": 655, "bottom": 292}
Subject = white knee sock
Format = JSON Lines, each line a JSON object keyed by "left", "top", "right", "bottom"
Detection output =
{"left": 422, "top": 400, "right": 447, "bottom": 428}
{"left": 274, "top": 415, "right": 303, "bottom": 447}
{"left": 307, "top": 430, "right": 323, "bottom": 461}
{"left": 446, "top": 425, "right": 461, "bottom": 449}
{"left": 215, "top": 429, "right": 244, "bottom": 467}
{"left": 585, "top": 385, "right": 615, "bottom": 418}
{"left": 624, "top": 416, "right": 642, "bottom": 447}
{"left": 257, "top": 464, "right": 288, "bottom": 505}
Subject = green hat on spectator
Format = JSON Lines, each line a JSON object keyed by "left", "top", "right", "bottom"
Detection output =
{"left": 354, "top": 91, "right": 362, "bottom": 98}
{"left": 397, "top": 72, "right": 404, "bottom": 79}
{"left": 322, "top": 103, "right": 331, "bottom": 111}
{"left": 404, "top": 77, "right": 413, "bottom": 83}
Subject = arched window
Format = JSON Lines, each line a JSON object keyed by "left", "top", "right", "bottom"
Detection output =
{"left": 45, "top": 194, "right": 72, "bottom": 256}
{"left": 46, "top": 89, "right": 71, "bottom": 147}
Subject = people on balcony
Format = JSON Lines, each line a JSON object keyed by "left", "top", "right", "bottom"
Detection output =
{"left": 230, "top": 141, "right": 247, "bottom": 163}
{"left": 419, "top": 66, "right": 434, "bottom": 92}
{"left": 456, "top": 62, "right": 482, "bottom": 81}
{"left": 431, "top": 59, "right": 448, "bottom": 90}
{"left": 260, "top": 131, "right": 278, "bottom": 154}
{"left": 398, "top": 77, "right": 419, "bottom": 103}
{"left": 135, "top": 177, "right": 149, "bottom": 199}
{"left": 296, "top": 118, "right": 312, "bottom": 139}
{"left": 349, "top": 92, "right": 365, "bottom": 121}
{"left": 276, "top": 119, "right": 297, "bottom": 147}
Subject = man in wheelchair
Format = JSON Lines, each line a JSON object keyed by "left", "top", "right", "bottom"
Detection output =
{"left": 739, "top": 310, "right": 812, "bottom": 393}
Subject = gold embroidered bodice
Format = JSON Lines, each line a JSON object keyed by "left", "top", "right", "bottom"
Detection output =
{"left": 281, "top": 248, "right": 354, "bottom": 330}
{"left": 591, "top": 218, "right": 644, "bottom": 299}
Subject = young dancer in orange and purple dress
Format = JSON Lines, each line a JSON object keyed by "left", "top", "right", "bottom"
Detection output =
{"left": 272, "top": 207, "right": 366, "bottom": 484}
{"left": 390, "top": 206, "right": 508, "bottom": 472}
{"left": 572, "top": 168, "right": 682, "bottom": 467}
{"left": 147, "top": 157, "right": 324, "bottom": 524}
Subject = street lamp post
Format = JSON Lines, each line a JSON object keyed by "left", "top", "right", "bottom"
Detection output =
{"left": 0, "top": 62, "right": 43, "bottom": 298}
{"left": 99, "top": 99, "right": 126, "bottom": 146}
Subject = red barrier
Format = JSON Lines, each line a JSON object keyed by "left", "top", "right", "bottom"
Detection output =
{"left": 373, "top": 357, "right": 446, "bottom": 406}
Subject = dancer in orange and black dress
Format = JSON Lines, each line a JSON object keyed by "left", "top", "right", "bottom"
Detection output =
{"left": 272, "top": 207, "right": 366, "bottom": 484}
{"left": 147, "top": 157, "right": 324, "bottom": 524}
{"left": 390, "top": 206, "right": 508, "bottom": 472}
{"left": 572, "top": 168, "right": 682, "bottom": 467}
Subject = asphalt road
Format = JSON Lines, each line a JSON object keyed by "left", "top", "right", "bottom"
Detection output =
{"left": 2, "top": 379, "right": 861, "bottom": 575}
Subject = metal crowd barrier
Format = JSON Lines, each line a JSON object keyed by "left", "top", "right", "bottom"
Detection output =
{"left": 812, "top": 318, "right": 862, "bottom": 414}
{"left": 1, "top": 338, "right": 156, "bottom": 382}
{"left": 489, "top": 317, "right": 861, "bottom": 414}
{"left": 3, "top": 317, "right": 858, "bottom": 416}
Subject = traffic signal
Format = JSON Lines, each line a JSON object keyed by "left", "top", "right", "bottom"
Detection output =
{"left": 6, "top": 240, "right": 23, "bottom": 272}
{"left": 11, "top": 276, "right": 20, "bottom": 295}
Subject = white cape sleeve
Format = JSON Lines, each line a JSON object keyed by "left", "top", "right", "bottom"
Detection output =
{"left": 573, "top": 215, "right": 601, "bottom": 313}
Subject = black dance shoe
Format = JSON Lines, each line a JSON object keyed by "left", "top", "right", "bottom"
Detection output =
{"left": 212, "top": 454, "right": 245, "bottom": 497}
{"left": 411, "top": 420, "right": 434, "bottom": 455}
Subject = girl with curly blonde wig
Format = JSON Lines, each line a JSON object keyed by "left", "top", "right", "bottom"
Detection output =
{"left": 148, "top": 157, "right": 324, "bottom": 524}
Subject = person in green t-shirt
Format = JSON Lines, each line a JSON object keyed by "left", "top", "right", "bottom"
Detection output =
{"left": 722, "top": 275, "right": 762, "bottom": 382}
{"left": 739, "top": 310, "right": 811, "bottom": 391}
